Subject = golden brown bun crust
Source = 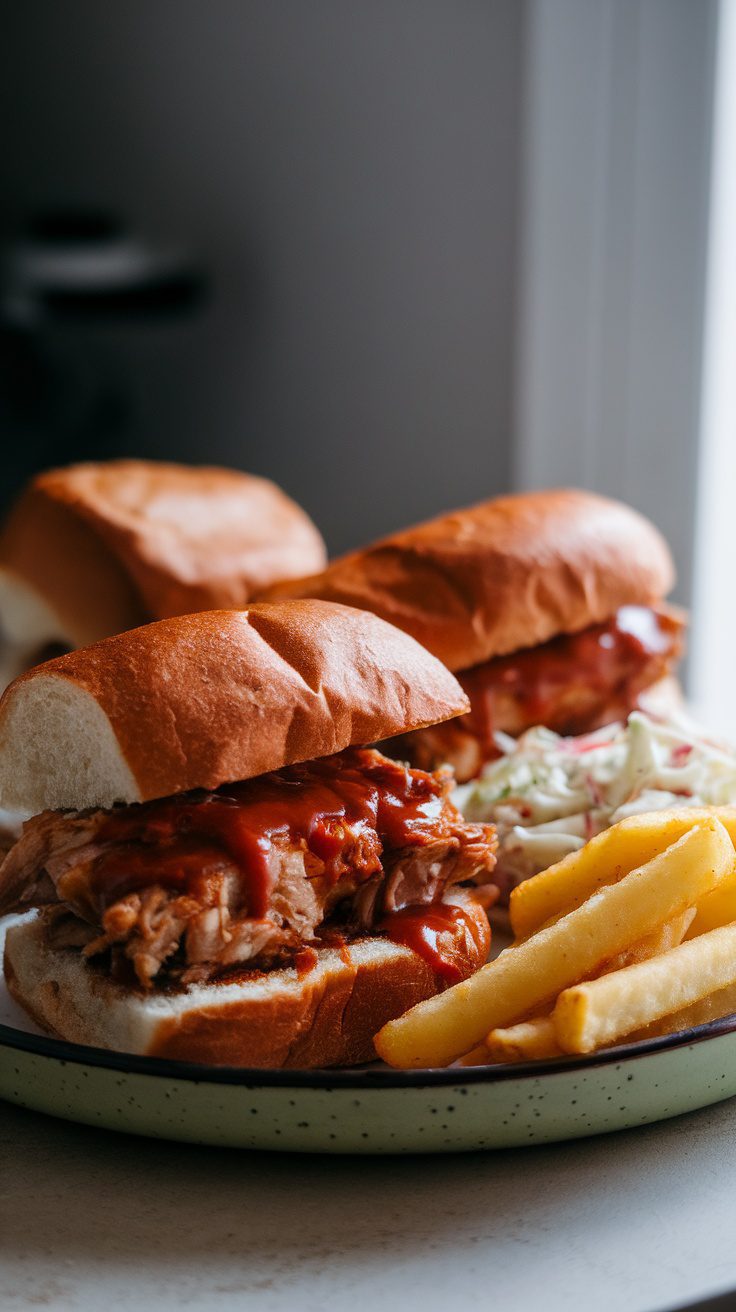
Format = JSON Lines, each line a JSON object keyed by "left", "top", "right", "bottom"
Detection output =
{"left": 0, "top": 486, "right": 146, "bottom": 646}
{"left": 6, "top": 601, "right": 469, "bottom": 802}
{"left": 151, "top": 912, "right": 490, "bottom": 1068}
{"left": 261, "top": 489, "right": 675, "bottom": 671}
{"left": 0, "top": 460, "right": 327, "bottom": 645}
{"left": 5, "top": 893, "right": 490, "bottom": 1068}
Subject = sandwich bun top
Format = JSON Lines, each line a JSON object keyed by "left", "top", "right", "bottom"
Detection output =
{"left": 0, "top": 600, "right": 469, "bottom": 815}
{"left": 260, "top": 489, "right": 675, "bottom": 671}
{"left": 0, "top": 460, "right": 327, "bottom": 648}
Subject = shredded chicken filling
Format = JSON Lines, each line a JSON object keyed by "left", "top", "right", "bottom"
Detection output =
{"left": 0, "top": 749, "right": 497, "bottom": 989}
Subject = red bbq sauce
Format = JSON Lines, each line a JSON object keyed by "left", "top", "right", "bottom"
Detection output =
{"left": 294, "top": 945, "right": 320, "bottom": 978}
{"left": 378, "top": 902, "right": 482, "bottom": 983}
{"left": 458, "top": 604, "right": 683, "bottom": 754}
{"left": 92, "top": 750, "right": 454, "bottom": 920}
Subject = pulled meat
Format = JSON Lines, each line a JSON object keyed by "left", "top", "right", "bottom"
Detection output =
{"left": 0, "top": 749, "right": 497, "bottom": 988}
{"left": 391, "top": 605, "right": 685, "bottom": 782}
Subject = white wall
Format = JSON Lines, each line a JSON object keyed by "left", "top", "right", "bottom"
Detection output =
{"left": 514, "top": 0, "right": 717, "bottom": 616}
{"left": 691, "top": 0, "right": 736, "bottom": 735}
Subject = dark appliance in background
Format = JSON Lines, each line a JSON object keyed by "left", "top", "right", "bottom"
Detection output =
{"left": 2, "top": 2, "right": 521, "bottom": 553}
{"left": 0, "top": 213, "right": 205, "bottom": 516}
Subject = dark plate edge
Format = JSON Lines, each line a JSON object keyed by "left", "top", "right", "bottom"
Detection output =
{"left": 2, "top": 1012, "right": 736, "bottom": 1088}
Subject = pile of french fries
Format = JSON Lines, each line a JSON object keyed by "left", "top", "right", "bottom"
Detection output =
{"left": 374, "top": 807, "right": 736, "bottom": 1069}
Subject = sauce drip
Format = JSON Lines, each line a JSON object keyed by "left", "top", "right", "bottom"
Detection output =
{"left": 294, "top": 946, "right": 319, "bottom": 978}
{"left": 458, "top": 604, "right": 683, "bottom": 752}
{"left": 93, "top": 750, "right": 453, "bottom": 919}
{"left": 378, "top": 902, "right": 480, "bottom": 983}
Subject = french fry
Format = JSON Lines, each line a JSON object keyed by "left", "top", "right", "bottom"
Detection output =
{"left": 484, "top": 1016, "right": 561, "bottom": 1064}
{"left": 463, "top": 936, "right": 736, "bottom": 1064}
{"left": 687, "top": 877, "right": 736, "bottom": 938}
{"left": 554, "top": 921, "right": 736, "bottom": 1054}
{"left": 461, "top": 913, "right": 695, "bottom": 1067}
{"left": 510, "top": 807, "right": 736, "bottom": 940}
{"left": 628, "top": 978, "right": 736, "bottom": 1042}
{"left": 602, "top": 908, "right": 695, "bottom": 973}
{"left": 457, "top": 1044, "right": 499, "bottom": 1067}
{"left": 374, "top": 818, "right": 733, "bottom": 1069}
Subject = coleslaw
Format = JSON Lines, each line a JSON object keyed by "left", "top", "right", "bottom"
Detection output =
{"left": 454, "top": 712, "right": 736, "bottom": 896}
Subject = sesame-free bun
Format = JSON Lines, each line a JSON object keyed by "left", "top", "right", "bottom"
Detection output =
{"left": 5, "top": 889, "right": 490, "bottom": 1067}
{"left": 262, "top": 490, "right": 675, "bottom": 671}
{"left": 0, "top": 460, "right": 327, "bottom": 649}
{"left": 0, "top": 601, "right": 469, "bottom": 814}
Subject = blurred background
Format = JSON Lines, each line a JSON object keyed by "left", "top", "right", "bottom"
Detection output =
{"left": 1, "top": 0, "right": 734, "bottom": 722}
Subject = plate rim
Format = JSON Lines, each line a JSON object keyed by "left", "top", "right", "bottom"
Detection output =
{"left": 2, "top": 1012, "right": 736, "bottom": 1088}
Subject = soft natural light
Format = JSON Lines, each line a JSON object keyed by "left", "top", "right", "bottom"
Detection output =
{"left": 692, "top": 0, "right": 736, "bottom": 738}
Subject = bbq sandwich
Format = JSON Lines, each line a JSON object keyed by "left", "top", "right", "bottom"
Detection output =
{"left": 261, "top": 490, "right": 684, "bottom": 781}
{"left": 0, "top": 460, "right": 326, "bottom": 688}
{"left": 0, "top": 601, "right": 497, "bottom": 1067}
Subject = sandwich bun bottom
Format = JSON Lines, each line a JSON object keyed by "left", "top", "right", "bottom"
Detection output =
{"left": 4, "top": 891, "right": 490, "bottom": 1069}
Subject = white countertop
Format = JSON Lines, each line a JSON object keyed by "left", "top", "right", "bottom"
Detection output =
{"left": 1, "top": 1095, "right": 735, "bottom": 1312}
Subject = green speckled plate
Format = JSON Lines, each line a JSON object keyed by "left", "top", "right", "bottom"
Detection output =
{"left": 3, "top": 918, "right": 736, "bottom": 1152}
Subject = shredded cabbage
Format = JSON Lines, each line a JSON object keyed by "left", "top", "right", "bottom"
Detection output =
{"left": 454, "top": 712, "right": 736, "bottom": 894}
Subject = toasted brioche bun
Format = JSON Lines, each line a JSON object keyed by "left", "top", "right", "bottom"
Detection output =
{"left": 0, "top": 460, "right": 327, "bottom": 649}
{"left": 0, "top": 600, "right": 469, "bottom": 814}
{"left": 261, "top": 489, "right": 675, "bottom": 672}
{"left": 5, "top": 891, "right": 490, "bottom": 1067}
